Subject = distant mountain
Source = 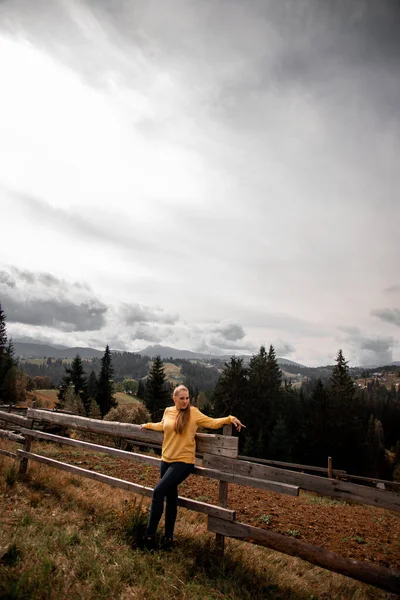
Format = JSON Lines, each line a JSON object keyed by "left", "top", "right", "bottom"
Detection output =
{"left": 139, "top": 344, "right": 306, "bottom": 367}
{"left": 13, "top": 336, "right": 68, "bottom": 350}
{"left": 138, "top": 344, "right": 211, "bottom": 360}
{"left": 13, "top": 341, "right": 103, "bottom": 359}
{"left": 13, "top": 339, "right": 309, "bottom": 367}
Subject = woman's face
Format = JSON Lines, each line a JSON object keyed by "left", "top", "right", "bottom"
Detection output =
{"left": 173, "top": 389, "right": 190, "bottom": 410}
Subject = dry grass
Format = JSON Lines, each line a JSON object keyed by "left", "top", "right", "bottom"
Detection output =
{"left": 162, "top": 362, "right": 184, "bottom": 384}
{"left": 0, "top": 440, "right": 397, "bottom": 600}
{"left": 114, "top": 392, "right": 140, "bottom": 406}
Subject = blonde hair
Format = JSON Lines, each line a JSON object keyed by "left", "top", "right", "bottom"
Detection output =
{"left": 173, "top": 385, "right": 191, "bottom": 434}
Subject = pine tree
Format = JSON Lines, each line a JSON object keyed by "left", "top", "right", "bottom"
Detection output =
{"left": 58, "top": 354, "right": 88, "bottom": 413}
{"left": 87, "top": 370, "right": 98, "bottom": 400}
{"left": 328, "top": 349, "right": 364, "bottom": 471}
{"left": 96, "top": 345, "right": 117, "bottom": 417}
{"left": 0, "top": 306, "right": 20, "bottom": 404}
{"left": 330, "top": 349, "right": 354, "bottom": 401}
{"left": 364, "top": 415, "right": 386, "bottom": 478}
{"left": 88, "top": 397, "right": 101, "bottom": 419}
{"left": 269, "top": 417, "right": 292, "bottom": 461}
{"left": 64, "top": 386, "right": 86, "bottom": 416}
{"left": 68, "top": 355, "right": 87, "bottom": 396}
{"left": 213, "top": 357, "right": 248, "bottom": 423}
{"left": 246, "top": 345, "right": 282, "bottom": 456}
{"left": 247, "top": 346, "right": 269, "bottom": 446}
{"left": 137, "top": 379, "right": 145, "bottom": 400}
{"left": 0, "top": 304, "right": 9, "bottom": 396}
{"left": 0, "top": 303, "right": 7, "bottom": 363}
{"left": 144, "top": 355, "right": 171, "bottom": 421}
{"left": 266, "top": 344, "right": 282, "bottom": 406}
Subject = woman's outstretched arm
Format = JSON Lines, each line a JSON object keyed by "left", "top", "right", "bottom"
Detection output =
{"left": 141, "top": 411, "right": 165, "bottom": 431}
{"left": 193, "top": 408, "right": 245, "bottom": 432}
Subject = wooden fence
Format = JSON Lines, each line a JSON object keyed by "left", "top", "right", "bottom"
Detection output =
{"left": 0, "top": 407, "right": 399, "bottom": 594}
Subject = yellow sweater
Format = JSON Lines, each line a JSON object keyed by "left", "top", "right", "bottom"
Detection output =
{"left": 143, "top": 406, "right": 235, "bottom": 464}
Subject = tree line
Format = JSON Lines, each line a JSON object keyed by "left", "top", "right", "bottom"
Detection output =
{"left": 0, "top": 304, "right": 28, "bottom": 404}
{"left": 56, "top": 347, "right": 116, "bottom": 418}
{"left": 211, "top": 346, "right": 400, "bottom": 479}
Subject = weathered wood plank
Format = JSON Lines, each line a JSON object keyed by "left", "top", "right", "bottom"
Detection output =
{"left": 196, "top": 434, "right": 238, "bottom": 458}
{"left": 0, "top": 448, "right": 17, "bottom": 459}
{"left": 19, "top": 428, "right": 162, "bottom": 467}
{"left": 26, "top": 409, "right": 238, "bottom": 458}
{"left": 204, "top": 455, "right": 400, "bottom": 513}
{"left": 19, "top": 429, "right": 297, "bottom": 494}
{"left": 196, "top": 464, "right": 299, "bottom": 496}
{"left": 340, "top": 474, "right": 400, "bottom": 491}
{"left": 207, "top": 517, "right": 400, "bottom": 595}
{"left": 239, "top": 454, "right": 346, "bottom": 476}
{"left": 0, "top": 405, "right": 28, "bottom": 416}
{"left": 0, "top": 410, "right": 33, "bottom": 428}
{"left": 16, "top": 450, "right": 236, "bottom": 521}
{"left": 0, "top": 429, "right": 25, "bottom": 443}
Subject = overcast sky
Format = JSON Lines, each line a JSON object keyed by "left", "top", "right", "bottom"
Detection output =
{"left": 1, "top": 0, "right": 399, "bottom": 366}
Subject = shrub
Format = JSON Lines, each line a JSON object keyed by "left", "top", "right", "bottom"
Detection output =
{"left": 5, "top": 464, "right": 18, "bottom": 487}
{"left": 120, "top": 497, "right": 149, "bottom": 548}
{"left": 104, "top": 404, "right": 151, "bottom": 449}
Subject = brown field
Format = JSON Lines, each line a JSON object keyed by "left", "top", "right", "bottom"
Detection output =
{"left": 0, "top": 440, "right": 397, "bottom": 600}
{"left": 114, "top": 392, "right": 139, "bottom": 405}
{"left": 24, "top": 390, "right": 137, "bottom": 410}
{"left": 147, "top": 361, "right": 184, "bottom": 384}
{"left": 26, "top": 389, "right": 58, "bottom": 408}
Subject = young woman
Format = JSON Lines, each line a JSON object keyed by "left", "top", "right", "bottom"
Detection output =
{"left": 140, "top": 385, "right": 245, "bottom": 549}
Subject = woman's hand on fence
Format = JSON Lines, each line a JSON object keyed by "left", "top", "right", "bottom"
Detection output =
{"left": 232, "top": 417, "right": 245, "bottom": 432}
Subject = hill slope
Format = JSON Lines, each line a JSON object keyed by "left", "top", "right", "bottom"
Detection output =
{"left": 13, "top": 342, "right": 103, "bottom": 359}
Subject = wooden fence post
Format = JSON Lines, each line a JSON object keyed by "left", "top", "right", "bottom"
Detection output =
{"left": 216, "top": 424, "right": 232, "bottom": 553}
{"left": 19, "top": 434, "right": 32, "bottom": 474}
{"left": 328, "top": 457, "right": 333, "bottom": 479}
{"left": 19, "top": 407, "right": 35, "bottom": 475}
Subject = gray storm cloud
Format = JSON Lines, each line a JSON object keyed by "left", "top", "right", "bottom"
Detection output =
{"left": 359, "top": 337, "right": 394, "bottom": 366}
{"left": 384, "top": 285, "right": 400, "bottom": 294}
{"left": 371, "top": 308, "right": 400, "bottom": 328}
{"left": 211, "top": 322, "right": 245, "bottom": 342}
{"left": 0, "top": 271, "right": 16, "bottom": 288}
{"left": 274, "top": 341, "right": 295, "bottom": 356}
{"left": 0, "top": 266, "right": 108, "bottom": 331}
{"left": 1, "top": 266, "right": 91, "bottom": 292}
{"left": 2, "top": 294, "right": 108, "bottom": 331}
{"left": 121, "top": 303, "right": 179, "bottom": 326}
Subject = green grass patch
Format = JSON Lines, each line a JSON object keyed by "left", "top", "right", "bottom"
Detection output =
{"left": 259, "top": 514, "right": 272, "bottom": 525}
{"left": 304, "top": 494, "right": 347, "bottom": 507}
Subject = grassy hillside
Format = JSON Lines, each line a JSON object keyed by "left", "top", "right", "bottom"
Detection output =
{"left": 114, "top": 392, "right": 140, "bottom": 405}
{"left": 0, "top": 445, "right": 392, "bottom": 600}
{"left": 26, "top": 390, "right": 139, "bottom": 410}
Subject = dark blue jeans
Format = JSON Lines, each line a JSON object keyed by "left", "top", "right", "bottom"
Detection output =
{"left": 146, "top": 461, "right": 194, "bottom": 538}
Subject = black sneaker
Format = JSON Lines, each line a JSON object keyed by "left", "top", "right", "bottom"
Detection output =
{"left": 160, "top": 536, "right": 174, "bottom": 551}
{"left": 141, "top": 535, "right": 156, "bottom": 551}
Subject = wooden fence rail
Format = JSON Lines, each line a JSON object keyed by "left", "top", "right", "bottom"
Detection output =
{"left": 203, "top": 454, "right": 400, "bottom": 513}
{"left": 208, "top": 517, "right": 400, "bottom": 594}
{"left": 1, "top": 408, "right": 400, "bottom": 593}
{"left": 240, "top": 454, "right": 347, "bottom": 477}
